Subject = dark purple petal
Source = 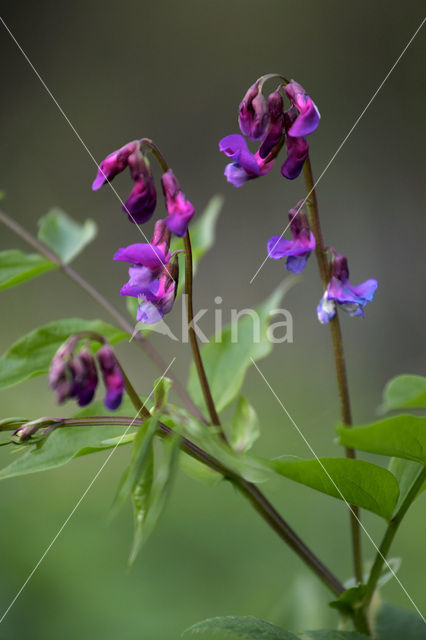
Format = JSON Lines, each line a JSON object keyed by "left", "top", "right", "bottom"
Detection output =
{"left": 166, "top": 210, "right": 194, "bottom": 237}
{"left": 285, "top": 81, "right": 320, "bottom": 137}
{"left": 123, "top": 178, "right": 157, "bottom": 224}
{"left": 281, "top": 135, "right": 309, "bottom": 180}
{"left": 238, "top": 82, "right": 270, "bottom": 140}
{"left": 97, "top": 345, "right": 124, "bottom": 411}
{"left": 259, "top": 88, "right": 285, "bottom": 159}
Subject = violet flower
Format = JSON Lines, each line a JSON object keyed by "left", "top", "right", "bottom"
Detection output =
{"left": 258, "top": 86, "right": 285, "bottom": 160}
{"left": 49, "top": 343, "right": 98, "bottom": 407}
{"left": 219, "top": 134, "right": 274, "bottom": 188}
{"left": 72, "top": 348, "right": 99, "bottom": 407}
{"left": 267, "top": 200, "right": 315, "bottom": 273}
{"left": 281, "top": 107, "right": 309, "bottom": 180}
{"left": 114, "top": 219, "right": 178, "bottom": 324}
{"left": 238, "top": 81, "right": 270, "bottom": 140}
{"left": 161, "top": 169, "right": 194, "bottom": 237}
{"left": 97, "top": 345, "right": 125, "bottom": 411}
{"left": 92, "top": 140, "right": 157, "bottom": 224}
{"left": 317, "top": 250, "right": 378, "bottom": 323}
{"left": 284, "top": 81, "right": 320, "bottom": 137}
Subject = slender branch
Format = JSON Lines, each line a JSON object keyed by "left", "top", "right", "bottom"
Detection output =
{"left": 303, "top": 157, "right": 363, "bottom": 583}
{"left": 362, "top": 466, "right": 426, "bottom": 610}
{"left": 0, "top": 208, "right": 206, "bottom": 423}
{"left": 184, "top": 230, "right": 221, "bottom": 427}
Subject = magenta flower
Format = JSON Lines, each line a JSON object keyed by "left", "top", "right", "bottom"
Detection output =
{"left": 317, "top": 250, "right": 378, "bottom": 323}
{"left": 161, "top": 169, "right": 195, "bottom": 237}
{"left": 280, "top": 107, "right": 309, "bottom": 180}
{"left": 258, "top": 86, "right": 285, "bottom": 160}
{"left": 92, "top": 140, "right": 157, "bottom": 224}
{"left": 219, "top": 134, "right": 274, "bottom": 187}
{"left": 238, "top": 81, "right": 270, "bottom": 141}
{"left": 72, "top": 348, "right": 99, "bottom": 407}
{"left": 267, "top": 200, "right": 315, "bottom": 273}
{"left": 97, "top": 345, "right": 125, "bottom": 410}
{"left": 284, "top": 81, "right": 321, "bottom": 137}
{"left": 114, "top": 220, "right": 178, "bottom": 324}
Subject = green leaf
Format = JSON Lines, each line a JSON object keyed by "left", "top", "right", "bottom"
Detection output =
{"left": 0, "top": 318, "right": 127, "bottom": 390}
{"left": 338, "top": 415, "right": 426, "bottom": 463}
{"left": 153, "top": 376, "right": 172, "bottom": 411}
{"left": 228, "top": 396, "right": 260, "bottom": 453}
{"left": 129, "top": 429, "right": 180, "bottom": 564}
{"left": 111, "top": 415, "right": 158, "bottom": 516}
{"left": 188, "top": 279, "right": 296, "bottom": 412}
{"left": 0, "top": 250, "right": 56, "bottom": 290}
{"left": 0, "top": 398, "right": 138, "bottom": 480}
{"left": 183, "top": 616, "right": 299, "bottom": 639}
{"left": 38, "top": 208, "right": 97, "bottom": 263}
{"left": 329, "top": 585, "right": 367, "bottom": 614}
{"left": 179, "top": 452, "right": 223, "bottom": 486}
{"left": 388, "top": 457, "right": 426, "bottom": 511}
{"left": 381, "top": 374, "right": 426, "bottom": 412}
{"left": 301, "top": 632, "right": 369, "bottom": 640}
{"left": 271, "top": 457, "right": 399, "bottom": 519}
{"left": 373, "top": 602, "right": 426, "bottom": 640}
{"left": 129, "top": 443, "right": 154, "bottom": 563}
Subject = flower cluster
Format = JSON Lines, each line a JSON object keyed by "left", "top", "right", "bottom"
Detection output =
{"left": 219, "top": 79, "right": 320, "bottom": 187}
{"left": 114, "top": 220, "right": 179, "bottom": 324}
{"left": 267, "top": 200, "right": 315, "bottom": 273}
{"left": 317, "top": 250, "right": 378, "bottom": 323}
{"left": 92, "top": 140, "right": 194, "bottom": 238}
{"left": 49, "top": 338, "right": 125, "bottom": 410}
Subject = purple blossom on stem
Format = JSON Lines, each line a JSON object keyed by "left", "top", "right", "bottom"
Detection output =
{"left": 267, "top": 200, "right": 315, "bottom": 273}
{"left": 97, "top": 345, "right": 125, "bottom": 410}
{"left": 72, "top": 348, "right": 99, "bottom": 407}
{"left": 49, "top": 342, "right": 98, "bottom": 407}
{"left": 238, "top": 81, "right": 270, "bottom": 140}
{"left": 258, "top": 86, "right": 285, "bottom": 160}
{"left": 161, "top": 169, "right": 194, "bottom": 237}
{"left": 284, "top": 80, "right": 321, "bottom": 137}
{"left": 317, "top": 250, "right": 378, "bottom": 323}
{"left": 219, "top": 134, "right": 274, "bottom": 187}
{"left": 281, "top": 107, "right": 309, "bottom": 180}
{"left": 114, "top": 219, "right": 178, "bottom": 324}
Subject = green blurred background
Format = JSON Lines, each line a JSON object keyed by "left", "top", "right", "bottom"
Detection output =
{"left": 0, "top": 1, "right": 425, "bottom": 638}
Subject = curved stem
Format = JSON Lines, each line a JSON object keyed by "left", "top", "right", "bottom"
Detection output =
{"left": 184, "top": 230, "right": 221, "bottom": 427}
{"left": 140, "top": 138, "right": 169, "bottom": 173}
{"left": 362, "top": 466, "right": 426, "bottom": 610}
{"left": 0, "top": 208, "right": 206, "bottom": 424}
{"left": 303, "top": 157, "right": 363, "bottom": 583}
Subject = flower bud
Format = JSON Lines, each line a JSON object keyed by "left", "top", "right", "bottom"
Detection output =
{"left": 72, "top": 348, "right": 98, "bottom": 407}
{"left": 97, "top": 345, "right": 125, "bottom": 410}
{"left": 123, "top": 151, "right": 157, "bottom": 224}
{"left": 238, "top": 82, "right": 270, "bottom": 140}
{"left": 161, "top": 169, "right": 194, "bottom": 237}
{"left": 92, "top": 141, "right": 138, "bottom": 190}
{"left": 280, "top": 107, "right": 309, "bottom": 180}
{"left": 258, "top": 86, "right": 285, "bottom": 160}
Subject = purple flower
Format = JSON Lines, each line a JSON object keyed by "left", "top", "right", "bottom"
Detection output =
{"left": 238, "top": 81, "right": 270, "bottom": 140}
{"left": 284, "top": 81, "right": 320, "bottom": 137}
{"left": 267, "top": 200, "right": 315, "bottom": 273}
{"left": 281, "top": 107, "right": 309, "bottom": 180}
{"left": 114, "top": 220, "right": 178, "bottom": 324}
{"left": 49, "top": 343, "right": 75, "bottom": 404}
{"left": 72, "top": 349, "right": 98, "bottom": 407}
{"left": 49, "top": 343, "right": 98, "bottom": 406}
{"left": 161, "top": 169, "right": 194, "bottom": 237}
{"left": 258, "top": 86, "right": 285, "bottom": 160}
{"left": 317, "top": 250, "right": 378, "bottom": 323}
{"left": 97, "top": 345, "right": 125, "bottom": 410}
{"left": 92, "top": 140, "right": 138, "bottom": 190}
{"left": 92, "top": 140, "right": 157, "bottom": 225}
{"left": 219, "top": 134, "right": 274, "bottom": 187}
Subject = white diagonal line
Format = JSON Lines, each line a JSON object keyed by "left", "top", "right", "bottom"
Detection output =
{"left": 0, "top": 16, "right": 174, "bottom": 281}
{"left": 251, "top": 358, "right": 425, "bottom": 621}
{"left": 0, "top": 357, "right": 176, "bottom": 625}
{"left": 250, "top": 16, "right": 426, "bottom": 284}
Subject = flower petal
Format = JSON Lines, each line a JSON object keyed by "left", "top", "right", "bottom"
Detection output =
{"left": 113, "top": 244, "right": 168, "bottom": 269}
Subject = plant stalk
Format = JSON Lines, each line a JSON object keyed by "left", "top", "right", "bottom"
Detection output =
{"left": 303, "top": 157, "right": 363, "bottom": 584}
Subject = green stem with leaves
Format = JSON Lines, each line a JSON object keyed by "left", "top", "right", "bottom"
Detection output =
{"left": 303, "top": 157, "right": 363, "bottom": 584}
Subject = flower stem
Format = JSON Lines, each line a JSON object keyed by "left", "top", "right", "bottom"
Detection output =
{"left": 184, "top": 230, "right": 221, "bottom": 427}
{"left": 362, "top": 466, "right": 426, "bottom": 611}
{"left": 0, "top": 208, "right": 206, "bottom": 424}
{"left": 303, "top": 156, "right": 363, "bottom": 584}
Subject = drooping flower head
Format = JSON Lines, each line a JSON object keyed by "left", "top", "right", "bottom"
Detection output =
{"left": 48, "top": 342, "right": 76, "bottom": 404}
{"left": 317, "top": 249, "right": 378, "bottom": 324}
{"left": 97, "top": 345, "right": 125, "bottom": 410}
{"left": 238, "top": 81, "right": 270, "bottom": 140}
{"left": 161, "top": 169, "right": 194, "bottom": 237}
{"left": 220, "top": 75, "right": 320, "bottom": 186}
{"left": 267, "top": 200, "right": 316, "bottom": 273}
{"left": 71, "top": 348, "right": 99, "bottom": 406}
{"left": 114, "top": 219, "right": 178, "bottom": 325}
{"left": 92, "top": 140, "right": 156, "bottom": 224}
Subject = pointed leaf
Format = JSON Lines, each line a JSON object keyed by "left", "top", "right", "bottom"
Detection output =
{"left": 338, "top": 415, "right": 426, "bottom": 463}
{"left": 388, "top": 457, "right": 426, "bottom": 511}
{"left": 0, "top": 318, "right": 127, "bottom": 390}
{"left": 382, "top": 375, "right": 426, "bottom": 412}
{"left": 0, "top": 250, "right": 56, "bottom": 290}
{"left": 128, "top": 444, "right": 154, "bottom": 564}
{"left": 184, "top": 616, "right": 299, "bottom": 639}
{"left": 271, "top": 457, "right": 399, "bottom": 519}
{"left": 188, "top": 279, "right": 296, "bottom": 412}
{"left": 153, "top": 376, "right": 172, "bottom": 411}
{"left": 38, "top": 208, "right": 97, "bottom": 263}
{"left": 228, "top": 396, "right": 260, "bottom": 453}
